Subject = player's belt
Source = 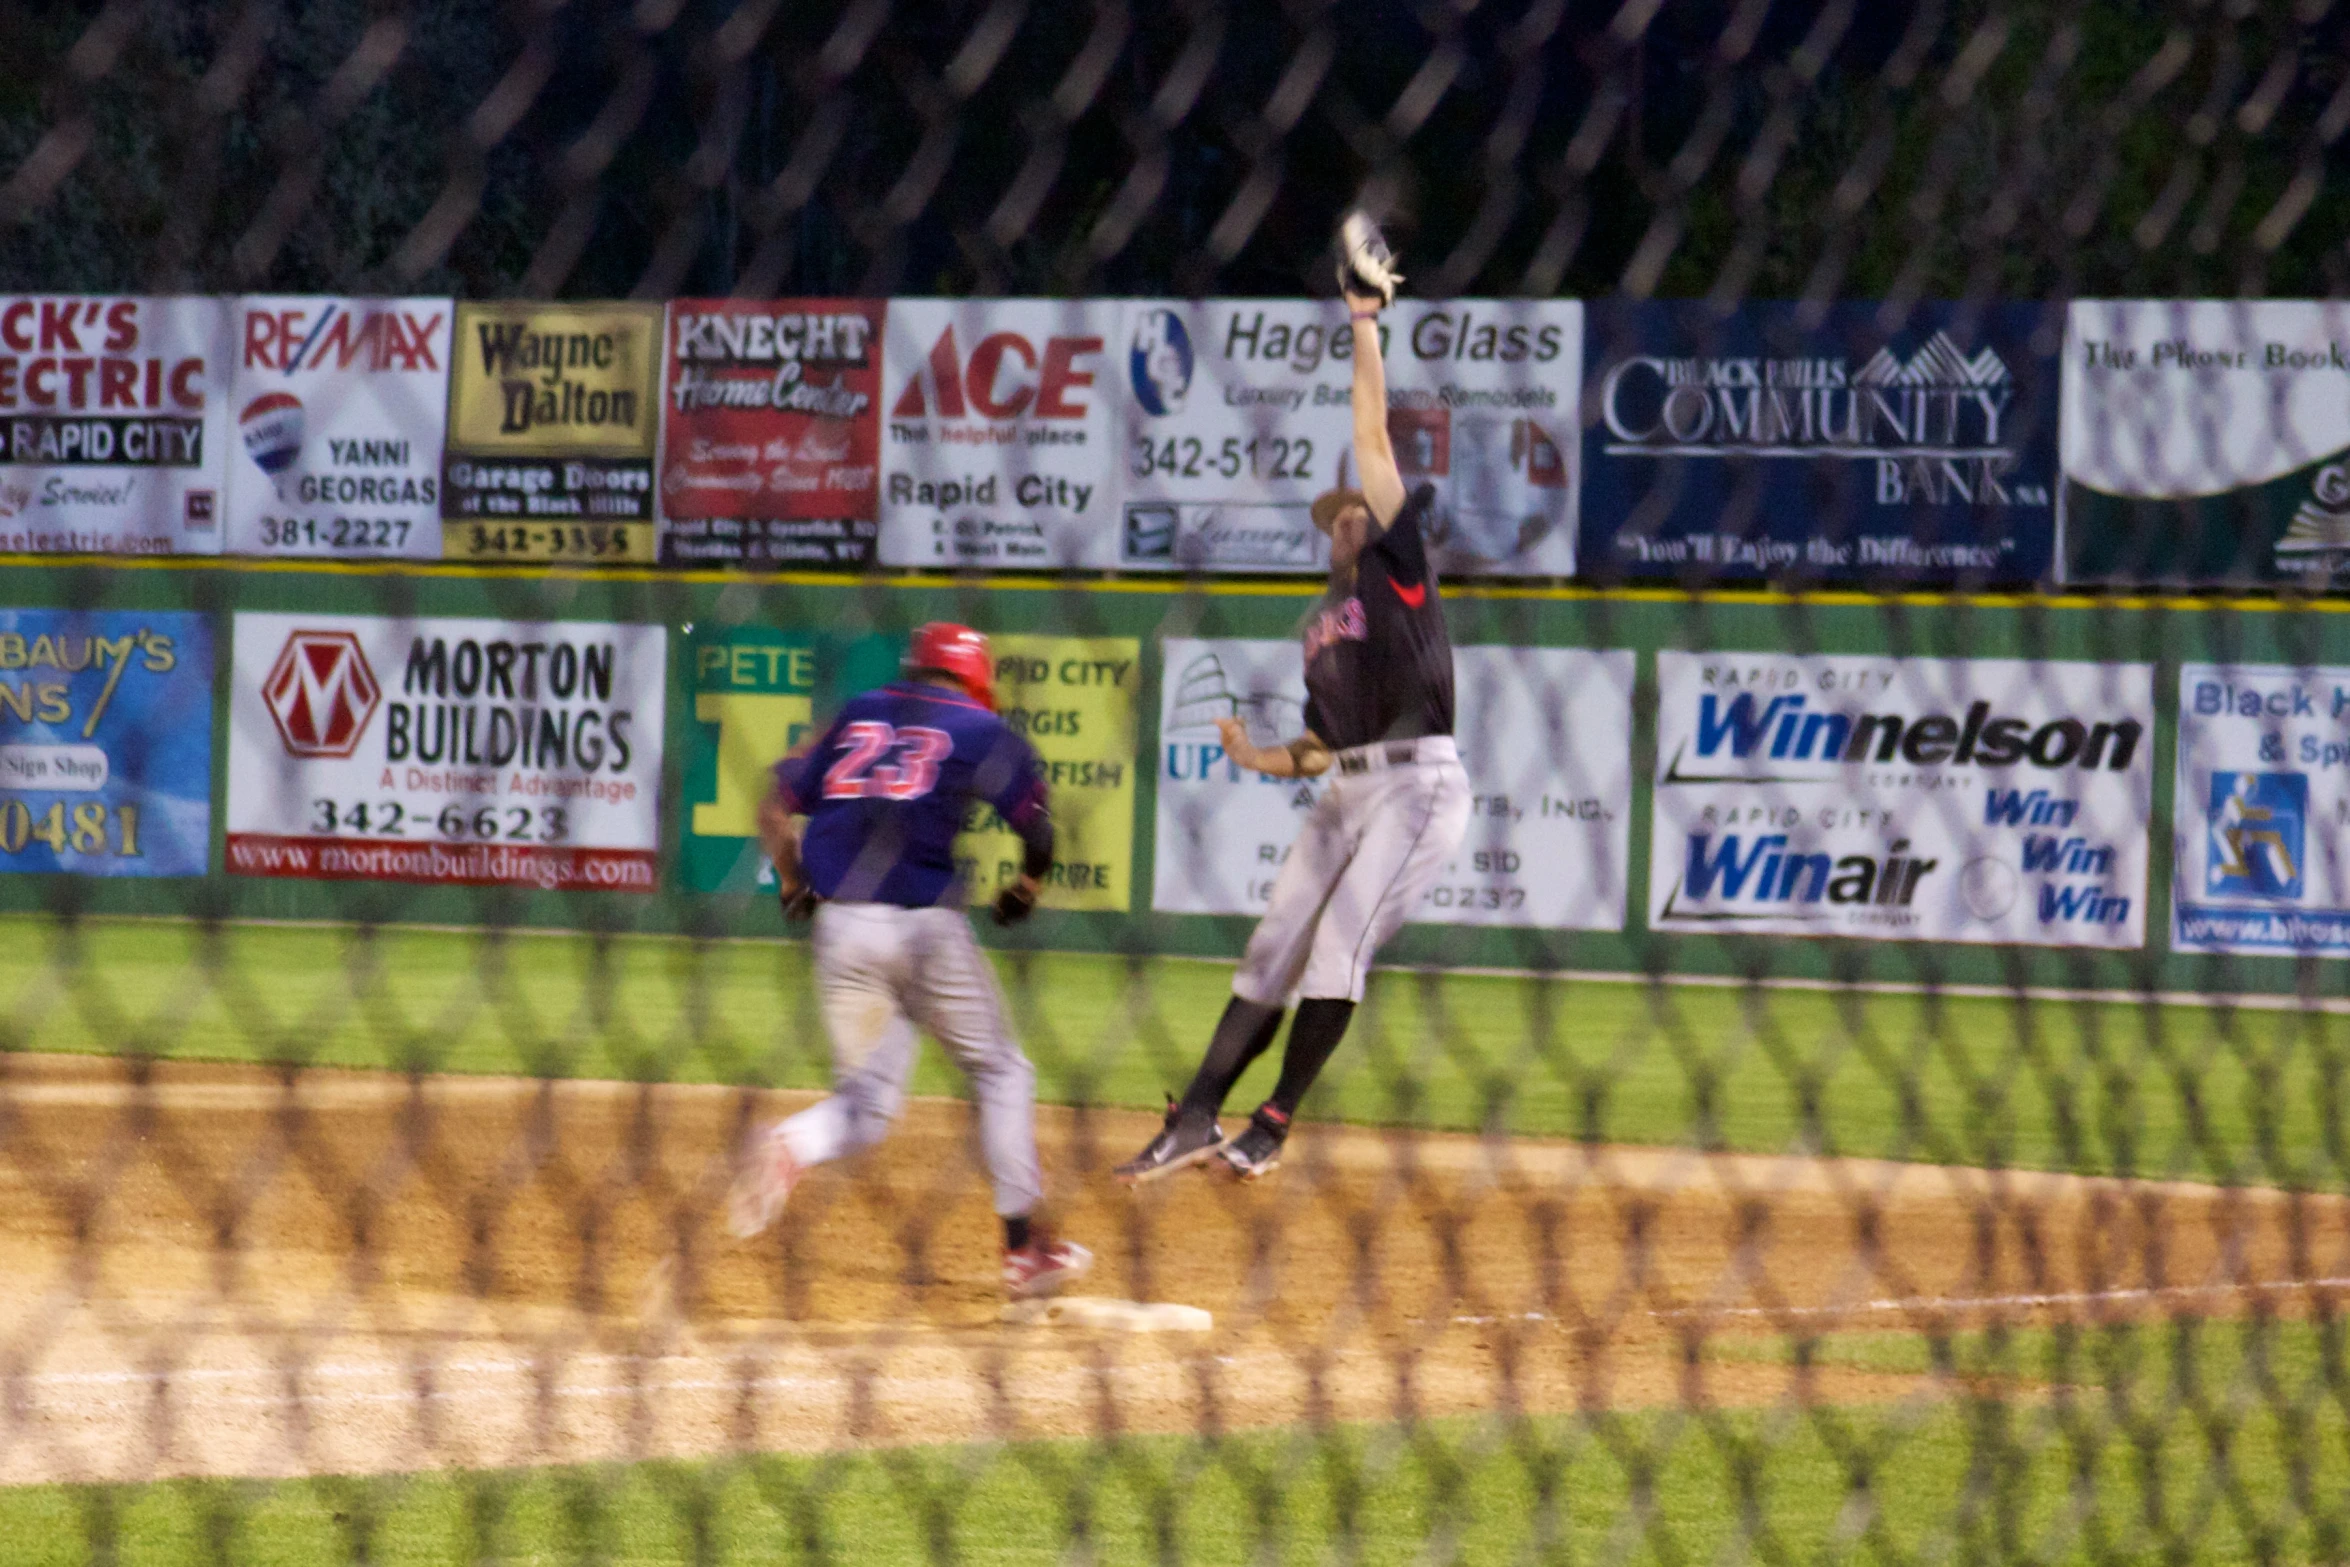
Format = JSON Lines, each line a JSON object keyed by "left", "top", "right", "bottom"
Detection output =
{"left": 1333, "top": 735, "right": 1458, "bottom": 775}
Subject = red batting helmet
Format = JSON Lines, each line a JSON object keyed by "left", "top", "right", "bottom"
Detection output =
{"left": 905, "top": 622, "right": 995, "bottom": 709}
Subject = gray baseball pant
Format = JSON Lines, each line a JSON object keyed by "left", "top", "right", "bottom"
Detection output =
{"left": 1232, "top": 737, "right": 1473, "bottom": 1004}
{"left": 770, "top": 901, "right": 1043, "bottom": 1217}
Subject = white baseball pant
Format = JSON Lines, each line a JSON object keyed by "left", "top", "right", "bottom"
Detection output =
{"left": 771, "top": 901, "right": 1043, "bottom": 1217}
{"left": 1231, "top": 735, "right": 1472, "bottom": 1005}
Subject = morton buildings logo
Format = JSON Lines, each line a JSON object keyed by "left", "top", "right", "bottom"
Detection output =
{"left": 261, "top": 630, "right": 380, "bottom": 757}
{"left": 1600, "top": 331, "right": 2046, "bottom": 506}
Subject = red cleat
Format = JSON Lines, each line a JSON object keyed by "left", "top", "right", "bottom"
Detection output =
{"left": 726, "top": 1130, "right": 801, "bottom": 1239}
{"left": 1003, "top": 1237, "right": 1093, "bottom": 1299}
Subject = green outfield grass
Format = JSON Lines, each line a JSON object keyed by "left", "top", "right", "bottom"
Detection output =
{"left": 1, "top": 913, "right": 2342, "bottom": 1187}
{"left": 6, "top": 1317, "right": 2344, "bottom": 1566}
{"left": 9, "top": 914, "right": 2349, "bottom": 1563}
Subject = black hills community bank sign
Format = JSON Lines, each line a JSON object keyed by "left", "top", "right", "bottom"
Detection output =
{"left": 1577, "top": 302, "right": 2061, "bottom": 586}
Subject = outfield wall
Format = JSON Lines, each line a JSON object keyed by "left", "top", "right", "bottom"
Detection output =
{"left": 6, "top": 555, "right": 2350, "bottom": 999}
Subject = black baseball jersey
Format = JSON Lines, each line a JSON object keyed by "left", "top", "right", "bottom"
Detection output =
{"left": 1301, "top": 482, "right": 1455, "bottom": 750}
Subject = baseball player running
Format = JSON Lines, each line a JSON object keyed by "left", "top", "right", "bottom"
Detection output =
{"left": 1117, "top": 215, "right": 1471, "bottom": 1185}
{"left": 728, "top": 623, "right": 1093, "bottom": 1299}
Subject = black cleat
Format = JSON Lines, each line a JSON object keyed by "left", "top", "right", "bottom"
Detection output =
{"left": 1220, "top": 1106, "right": 1289, "bottom": 1182}
{"left": 1114, "top": 1096, "right": 1226, "bottom": 1185}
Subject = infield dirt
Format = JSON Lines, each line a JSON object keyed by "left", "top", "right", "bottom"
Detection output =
{"left": 0, "top": 1052, "right": 2343, "bottom": 1482}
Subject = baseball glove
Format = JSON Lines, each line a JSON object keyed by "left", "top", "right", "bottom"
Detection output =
{"left": 1336, "top": 211, "right": 1403, "bottom": 307}
{"left": 991, "top": 881, "right": 1039, "bottom": 926}
{"left": 779, "top": 881, "right": 820, "bottom": 922}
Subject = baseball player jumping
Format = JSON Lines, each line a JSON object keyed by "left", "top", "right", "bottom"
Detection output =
{"left": 729, "top": 623, "right": 1092, "bottom": 1299}
{"left": 1117, "top": 216, "right": 1471, "bottom": 1185}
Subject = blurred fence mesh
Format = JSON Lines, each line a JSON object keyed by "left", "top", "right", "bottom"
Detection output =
{"left": 5, "top": 3, "right": 2350, "bottom": 1565}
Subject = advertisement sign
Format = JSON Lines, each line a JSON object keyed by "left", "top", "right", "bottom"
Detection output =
{"left": 0, "top": 610, "right": 211, "bottom": 875}
{"left": 1580, "top": 302, "right": 2059, "bottom": 584}
{"left": 441, "top": 301, "right": 661, "bottom": 563}
{"left": 225, "top": 612, "right": 665, "bottom": 891}
{"left": 1117, "top": 300, "right": 1582, "bottom": 576}
{"left": 0, "top": 296, "right": 231, "bottom": 554}
{"left": 2172, "top": 662, "right": 2350, "bottom": 953}
{"left": 955, "top": 635, "right": 1137, "bottom": 911}
{"left": 877, "top": 299, "right": 1120, "bottom": 567}
{"left": 679, "top": 624, "right": 819, "bottom": 893}
{"left": 659, "top": 299, "right": 884, "bottom": 567}
{"left": 679, "top": 628, "right": 1137, "bottom": 911}
{"left": 1153, "top": 639, "right": 1632, "bottom": 927}
{"left": 2061, "top": 301, "right": 2350, "bottom": 586}
{"left": 224, "top": 296, "right": 450, "bottom": 558}
{"left": 1649, "top": 653, "right": 2152, "bottom": 945}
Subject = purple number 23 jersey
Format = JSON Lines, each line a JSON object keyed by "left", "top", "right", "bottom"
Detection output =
{"left": 774, "top": 681, "right": 1047, "bottom": 908}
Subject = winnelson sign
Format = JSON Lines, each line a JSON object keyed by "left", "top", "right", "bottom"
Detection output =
{"left": 1648, "top": 652, "right": 2152, "bottom": 946}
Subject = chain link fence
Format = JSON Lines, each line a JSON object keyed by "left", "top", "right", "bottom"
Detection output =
{"left": 4, "top": 3, "right": 2350, "bottom": 1564}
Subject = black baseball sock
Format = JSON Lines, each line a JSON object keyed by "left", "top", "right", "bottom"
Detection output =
{"left": 1265, "top": 997, "right": 1356, "bottom": 1119}
{"left": 1176, "top": 998, "right": 1286, "bottom": 1121}
{"left": 1003, "top": 1214, "right": 1032, "bottom": 1252}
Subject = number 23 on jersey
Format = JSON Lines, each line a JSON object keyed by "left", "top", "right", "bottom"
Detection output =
{"left": 822, "top": 722, "right": 953, "bottom": 801}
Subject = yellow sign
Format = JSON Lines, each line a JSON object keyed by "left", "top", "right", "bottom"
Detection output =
{"left": 439, "top": 519, "right": 659, "bottom": 563}
{"left": 446, "top": 302, "right": 660, "bottom": 455}
{"left": 442, "top": 302, "right": 662, "bottom": 551}
{"left": 681, "top": 629, "right": 818, "bottom": 892}
{"left": 956, "top": 635, "right": 1138, "bottom": 912}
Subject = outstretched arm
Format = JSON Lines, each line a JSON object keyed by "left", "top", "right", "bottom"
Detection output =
{"left": 757, "top": 782, "right": 805, "bottom": 891}
{"left": 1216, "top": 716, "right": 1332, "bottom": 779}
{"left": 1347, "top": 298, "right": 1407, "bottom": 527}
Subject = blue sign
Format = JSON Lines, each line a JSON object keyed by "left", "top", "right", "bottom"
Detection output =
{"left": 1578, "top": 301, "right": 2060, "bottom": 585}
{"left": 2205, "top": 770, "right": 2305, "bottom": 900}
{"left": 0, "top": 610, "right": 212, "bottom": 876}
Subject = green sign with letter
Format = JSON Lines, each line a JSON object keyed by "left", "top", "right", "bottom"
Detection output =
{"left": 680, "top": 626, "right": 818, "bottom": 893}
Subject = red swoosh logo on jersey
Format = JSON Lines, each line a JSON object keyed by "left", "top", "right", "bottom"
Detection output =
{"left": 1391, "top": 578, "right": 1428, "bottom": 609}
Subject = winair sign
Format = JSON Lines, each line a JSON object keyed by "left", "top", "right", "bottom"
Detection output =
{"left": 1648, "top": 653, "right": 2152, "bottom": 946}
